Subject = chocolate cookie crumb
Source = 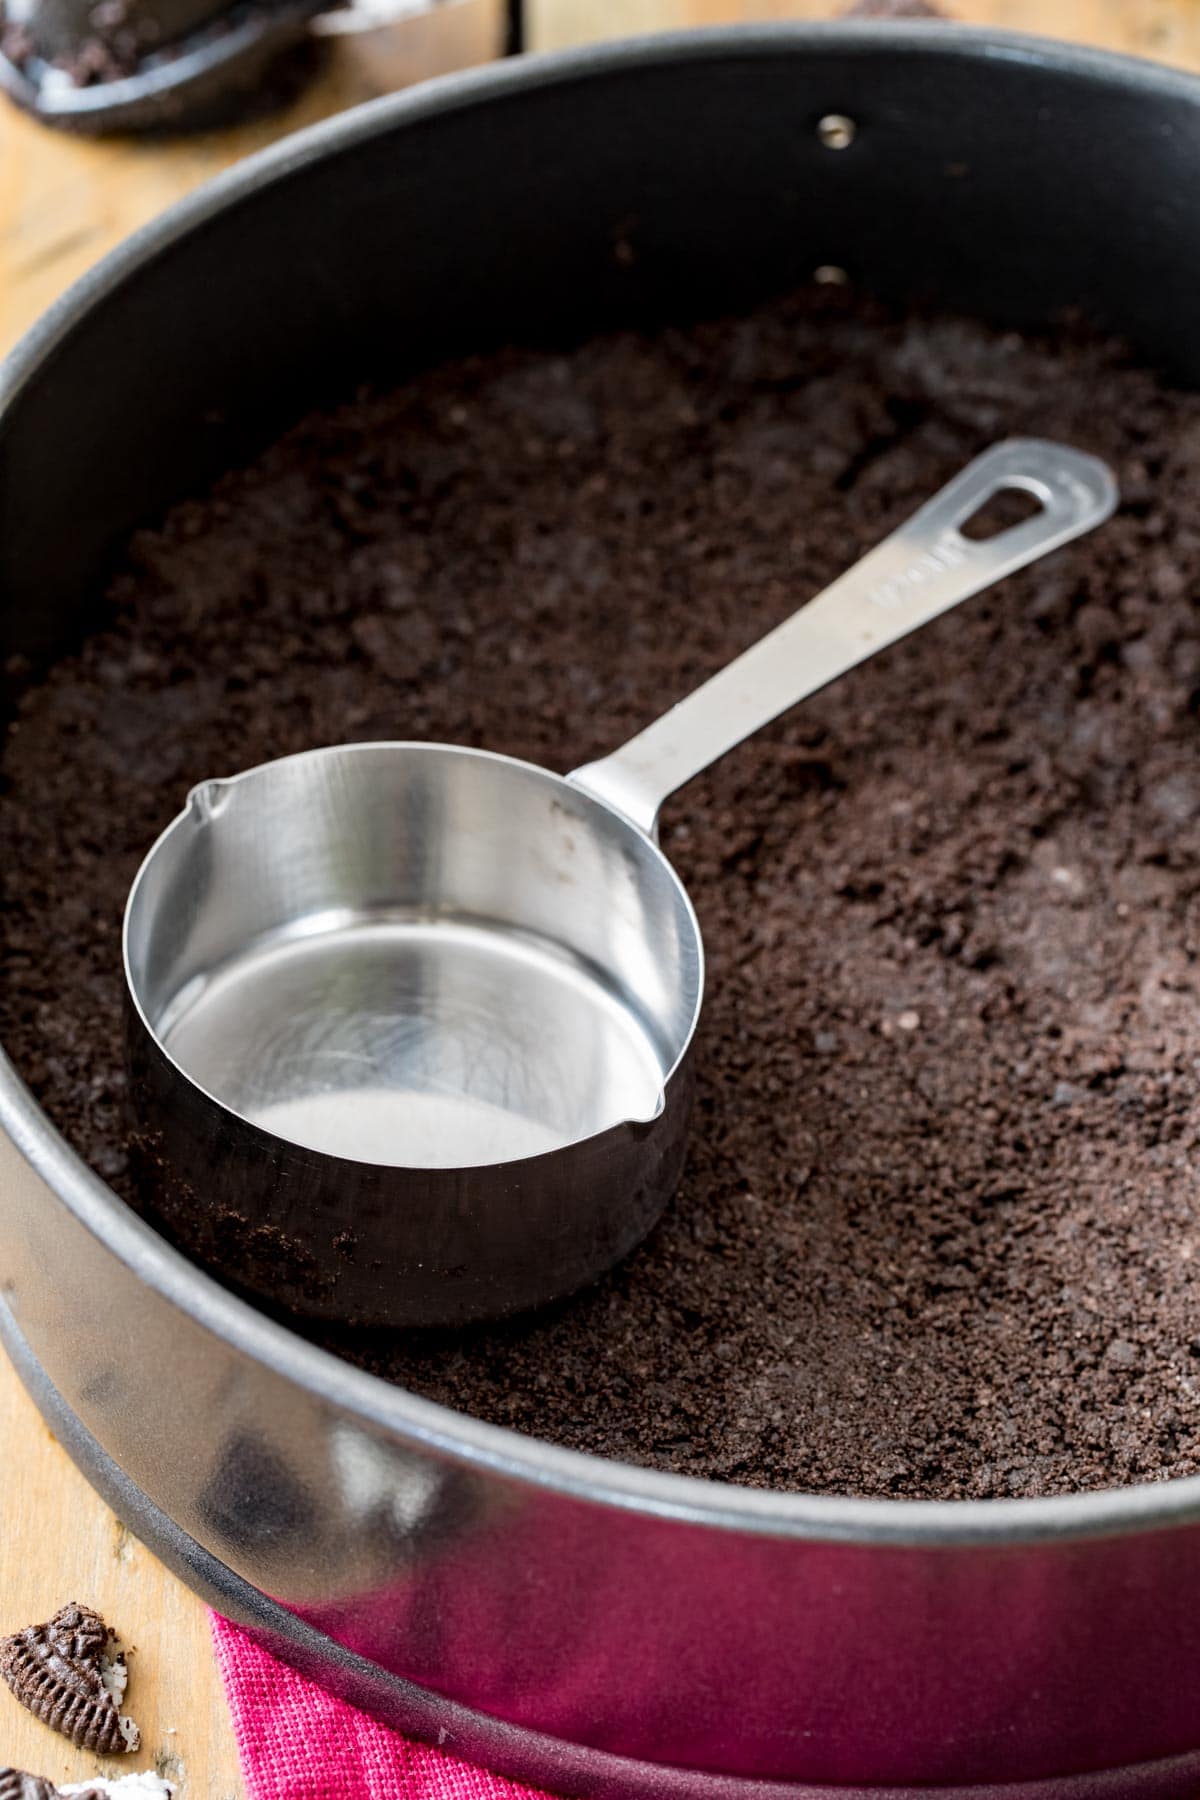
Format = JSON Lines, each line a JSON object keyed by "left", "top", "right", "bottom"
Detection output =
{"left": 5, "top": 289, "right": 1200, "bottom": 1501}
{"left": 0, "top": 1606, "right": 139, "bottom": 1755}
{"left": 0, "top": 1771, "right": 59, "bottom": 1800}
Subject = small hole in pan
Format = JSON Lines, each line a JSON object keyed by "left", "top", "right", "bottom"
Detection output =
{"left": 817, "top": 113, "right": 857, "bottom": 149}
{"left": 959, "top": 484, "right": 1043, "bottom": 542}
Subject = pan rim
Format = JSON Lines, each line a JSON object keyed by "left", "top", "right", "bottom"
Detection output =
{"left": 5, "top": 19, "right": 1200, "bottom": 1549}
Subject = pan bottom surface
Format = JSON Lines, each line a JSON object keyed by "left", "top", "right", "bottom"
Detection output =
{"left": 157, "top": 915, "right": 668, "bottom": 1167}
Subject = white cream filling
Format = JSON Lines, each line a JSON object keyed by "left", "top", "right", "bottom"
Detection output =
{"left": 97, "top": 1652, "right": 139, "bottom": 1751}
{"left": 115, "top": 1717, "right": 141, "bottom": 1753}
{"left": 98, "top": 1656, "right": 128, "bottom": 1706}
{"left": 61, "top": 1778, "right": 172, "bottom": 1798}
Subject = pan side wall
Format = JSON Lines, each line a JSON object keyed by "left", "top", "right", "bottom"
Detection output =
{"left": 5, "top": 30, "right": 1200, "bottom": 1786}
{"left": 4, "top": 32, "right": 1200, "bottom": 666}
{"left": 6, "top": 1100, "right": 1200, "bottom": 1787}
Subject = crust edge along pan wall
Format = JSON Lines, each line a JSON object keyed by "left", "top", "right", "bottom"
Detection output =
{"left": 5, "top": 27, "right": 1200, "bottom": 1796}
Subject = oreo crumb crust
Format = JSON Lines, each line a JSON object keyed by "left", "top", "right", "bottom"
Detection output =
{"left": 0, "top": 1607, "right": 139, "bottom": 1755}
{"left": 6, "top": 288, "right": 1200, "bottom": 1500}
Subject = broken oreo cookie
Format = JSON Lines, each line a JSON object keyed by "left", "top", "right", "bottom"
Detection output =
{"left": 0, "top": 1770, "right": 58, "bottom": 1800}
{"left": 0, "top": 1605, "right": 139, "bottom": 1755}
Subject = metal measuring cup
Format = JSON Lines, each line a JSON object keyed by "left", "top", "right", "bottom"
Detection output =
{"left": 123, "top": 439, "right": 1116, "bottom": 1327}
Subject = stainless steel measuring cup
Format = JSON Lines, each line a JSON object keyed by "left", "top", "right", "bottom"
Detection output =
{"left": 123, "top": 439, "right": 1117, "bottom": 1327}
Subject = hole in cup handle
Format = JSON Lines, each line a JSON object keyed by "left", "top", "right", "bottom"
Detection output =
{"left": 939, "top": 442, "right": 1118, "bottom": 566}
{"left": 957, "top": 481, "right": 1044, "bottom": 543}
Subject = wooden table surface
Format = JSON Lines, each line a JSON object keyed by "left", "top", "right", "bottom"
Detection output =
{"left": 3, "top": 0, "right": 1200, "bottom": 1792}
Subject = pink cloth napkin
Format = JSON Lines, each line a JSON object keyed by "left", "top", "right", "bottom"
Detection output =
{"left": 210, "top": 1613, "right": 555, "bottom": 1800}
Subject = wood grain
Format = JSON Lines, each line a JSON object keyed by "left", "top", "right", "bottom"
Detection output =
{"left": 0, "top": 1365, "right": 245, "bottom": 1794}
{"left": 527, "top": 0, "right": 1200, "bottom": 68}
{"left": 2, "top": 0, "right": 1200, "bottom": 1793}
{"left": 0, "top": 0, "right": 503, "bottom": 355}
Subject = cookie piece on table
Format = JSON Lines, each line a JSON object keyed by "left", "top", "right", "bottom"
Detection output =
{"left": 0, "top": 1605, "right": 139, "bottom": 1754}
{"left": 0, "top": 1769, "right": 59, "bottom": 1800}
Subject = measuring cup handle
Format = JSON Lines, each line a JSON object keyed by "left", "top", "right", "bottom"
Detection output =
{"left": 568, "top": 438, "right": 1117, "bottom": 836}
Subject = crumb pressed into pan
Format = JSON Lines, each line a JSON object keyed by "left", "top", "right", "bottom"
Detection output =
{"left": 4, "top": 286, "right": 1200, "bottom": 1501}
